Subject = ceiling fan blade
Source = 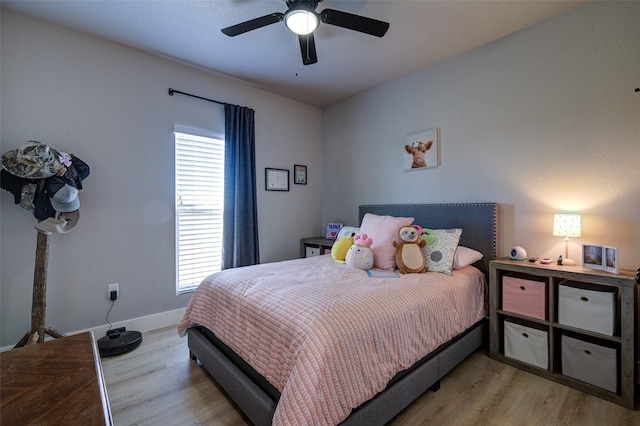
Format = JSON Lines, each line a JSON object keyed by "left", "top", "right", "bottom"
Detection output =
{"left": 298, "top": 33, "right": 317, "bottom": 65}
{"left": 320, "top": 8, "right": 389, "bottom": 37}
{"left": 221, "top": 13, "right": 284, "bottom": 36}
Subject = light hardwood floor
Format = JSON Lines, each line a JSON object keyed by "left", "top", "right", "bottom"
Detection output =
{"left": 102, "top": 326, "right": 639, "bottom": 425}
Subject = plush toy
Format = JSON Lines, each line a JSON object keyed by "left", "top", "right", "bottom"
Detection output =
{"left": 331, "top": 235, "right": 354, "bottom": 263}
{"left": 345, "top": 233, "right": 374, "bottom": 270}
{"left": 393, "top": 225, "right": 426, "bottom": 274}
{"left": 419, "top": 228, "right": 437, "bottom": 246}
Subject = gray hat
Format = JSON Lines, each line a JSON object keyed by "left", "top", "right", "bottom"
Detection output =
{"left": 2, "top": 141, "right": 63, "bottom": 179}
{"left": 35, "top": 210, "right": 80, "bottom": 234}
{"left": 49, "top": 184, "right": 80, "bottom": 212}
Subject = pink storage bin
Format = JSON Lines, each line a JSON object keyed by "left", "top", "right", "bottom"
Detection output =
{"left": 502, "top": 275, "right": 547, "bottom": 320}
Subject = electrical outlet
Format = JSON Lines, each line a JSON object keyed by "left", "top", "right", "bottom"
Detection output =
{"left": 108, "top": 283, "right": 119, "bottom": 300}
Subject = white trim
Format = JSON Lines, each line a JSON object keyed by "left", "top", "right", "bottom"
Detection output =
{"left": 0, "top": 307, "right": 186, "bottom": 352}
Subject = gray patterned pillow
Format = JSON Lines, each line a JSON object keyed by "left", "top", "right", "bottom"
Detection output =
{"left": 421, "top": 228, "right": 462, "bottom": 275}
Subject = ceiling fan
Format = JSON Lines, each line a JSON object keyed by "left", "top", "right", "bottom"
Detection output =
{"left": 221, "top": 0, "right": 390, "bottom": 65}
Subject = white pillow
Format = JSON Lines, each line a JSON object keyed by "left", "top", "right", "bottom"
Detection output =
{"left": 421, "top": 228, "right": 462, "bottom": 275}
{"left": 452, "top": 246, "right": 483, "bottom": 269}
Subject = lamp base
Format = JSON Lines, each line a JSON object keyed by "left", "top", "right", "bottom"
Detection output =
{"left": 561, "top": 258, "right": 577, "bottom": 266}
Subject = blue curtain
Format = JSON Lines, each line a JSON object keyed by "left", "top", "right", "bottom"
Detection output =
{"left": 221, "top": 103, "right": 260, "bottom": 269}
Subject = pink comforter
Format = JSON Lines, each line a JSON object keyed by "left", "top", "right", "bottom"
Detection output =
{"left": 178, "top": 255, "right": 486, "bottom": 426}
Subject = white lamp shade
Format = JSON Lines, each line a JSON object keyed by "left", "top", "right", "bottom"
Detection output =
{"left": 285, "top": 9, "right": 319, "bottom": 35}
{"left": 553, "top": 214, "right": 581, "bottom": 237}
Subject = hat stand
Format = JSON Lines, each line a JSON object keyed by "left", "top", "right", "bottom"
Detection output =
{"left": 14, "top": 229, "right": 66, "bottom": 347}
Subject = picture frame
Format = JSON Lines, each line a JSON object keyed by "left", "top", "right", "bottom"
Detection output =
{"left": 402, "top": 128, "right": 439, "bottom": 172}
{"left": 582, "top": 244, "right": 604, "bottom": 270}
{"left": 265, "top": 167, "right": 289, "bottom": 191}
{"left": 604, "top": 246, "right": 619, "bottom": 274}
{"left": 294, "top": 164, "right": 307, "bottom": 185}
{"left": 326, "top": 223, "right": 343, "bottom": 240}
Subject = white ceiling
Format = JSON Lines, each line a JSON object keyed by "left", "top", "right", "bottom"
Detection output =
{"left": 2, "top": 0, "right": 584, "bottom": 107}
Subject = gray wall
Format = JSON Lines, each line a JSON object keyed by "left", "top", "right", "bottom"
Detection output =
{"left": 0, "top": 9, "right": 323, "bottom": 347}
{"left": 322, "top": 2, "right": 640, "bottom": 270}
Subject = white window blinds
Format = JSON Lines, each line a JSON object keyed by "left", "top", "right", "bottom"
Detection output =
{"left": 175, "top": 131, "right": 224, "bottom": 293}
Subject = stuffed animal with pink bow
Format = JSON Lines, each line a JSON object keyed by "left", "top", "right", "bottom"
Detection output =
{"left": 345, "top": 233, "right": 374, "bottom": 270}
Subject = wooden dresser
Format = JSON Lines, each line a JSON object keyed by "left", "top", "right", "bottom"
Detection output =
{"left": 0, "top": 331, "right": 113, "bottom": 425}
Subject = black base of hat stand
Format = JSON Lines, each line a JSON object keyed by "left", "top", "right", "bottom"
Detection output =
{"left": 14, "top": 230, "right": 66, "bottom": 348}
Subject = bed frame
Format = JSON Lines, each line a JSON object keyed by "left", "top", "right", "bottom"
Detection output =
{"left": 188, "top": 203, "right": 498, "bottom": 425}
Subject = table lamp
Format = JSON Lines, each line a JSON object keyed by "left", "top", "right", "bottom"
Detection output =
{"left": 553, "top": 214, "right": 581, "bottom": 265}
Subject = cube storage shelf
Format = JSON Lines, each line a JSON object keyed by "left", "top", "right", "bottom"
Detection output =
{"left": 489, "top": 259, "right": 636, "bottom": 409}
{"left": 300, "top": 237, "right": 335, "bottom": 258}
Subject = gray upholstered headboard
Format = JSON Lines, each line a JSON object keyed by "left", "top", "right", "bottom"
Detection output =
{"left": 359, "top": 203, "right": 498, "bottom": 278}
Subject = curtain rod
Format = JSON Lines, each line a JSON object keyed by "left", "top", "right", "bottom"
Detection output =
{"left": 168, "top": 88, "right": 225, "bottom": 106}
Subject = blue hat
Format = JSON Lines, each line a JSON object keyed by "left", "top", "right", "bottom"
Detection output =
{"left": 49, "top": 184, "right": 80, "bottom": 212}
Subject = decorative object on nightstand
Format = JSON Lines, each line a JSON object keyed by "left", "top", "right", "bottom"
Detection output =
{"left": 582, "top": 244, "right": 604, "bottom": 270}
{"left": 509, "top": 245, "right": 527, "bottom": 261}
{"left": 552, "top": 213, "right": 581, "bottom": 266}
{"left": 325, "top": 222, "right": 343, "bottom": 239}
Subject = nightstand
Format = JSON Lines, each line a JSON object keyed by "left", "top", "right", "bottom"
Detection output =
{"left": 489, "top": 258, "right": 636, "bottom": 408}
{"left": 300, "top": 237, "right": 335, "bottom": 258}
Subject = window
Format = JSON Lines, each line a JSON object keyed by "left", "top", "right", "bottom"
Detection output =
{"left": 175, "top": 129, "right": 224, "bottom": 293}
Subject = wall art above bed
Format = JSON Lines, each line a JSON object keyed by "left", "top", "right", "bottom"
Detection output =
{"left": 402, "top": 128, "right": 439, "bottom": 172}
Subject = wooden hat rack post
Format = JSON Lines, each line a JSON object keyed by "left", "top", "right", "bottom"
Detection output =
{"left": 14, "top": 230, "right": 67, "bottom": 348}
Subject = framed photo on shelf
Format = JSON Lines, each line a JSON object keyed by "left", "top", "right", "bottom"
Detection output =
{"left": 326, "top": 223, "right": 343, "bottom": 240}
{"left": 294, "top": 164, "right": 307, "bottom": 185}
{"left": 402, "top": 128, "right": 439, "bottom": 172}
{"left": 265, "top": 168, "right": 289, "bottom": 191}
{"left": 582, "top": 244, "right": 604, "bottom": 270}
{"left": 604, "top": 246, "right": 619, "bottom": 274}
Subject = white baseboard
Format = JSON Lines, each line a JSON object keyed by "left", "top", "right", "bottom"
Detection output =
{"left": 1, "top": 307, "right": 186, "bottom": 352}
{"left": 81, "top": 306, "right": 187, "bottom": 338}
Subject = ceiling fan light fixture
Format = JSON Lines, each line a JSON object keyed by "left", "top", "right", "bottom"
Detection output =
{"left": 285, "top": 8, "right": 319, "bottom": 35}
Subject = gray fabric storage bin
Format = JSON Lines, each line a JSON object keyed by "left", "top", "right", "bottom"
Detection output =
{"left": 561, "top": 334, "right": 617, "bottom": 393}
{"left": 504, "top": 320, "right": 548, "bottom": 369}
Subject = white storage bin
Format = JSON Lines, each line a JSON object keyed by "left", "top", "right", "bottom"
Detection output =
{"left": 558, "top": 283, "right": 616, "bottom": 336}
{"left": 305, "top": 246, "right": 320, "bottom": 257}
{"left": 561, "top": 335, "right": 617, "bottom": 393}
{"left": 504, "top": 320, "right": 548, "bottom": 369}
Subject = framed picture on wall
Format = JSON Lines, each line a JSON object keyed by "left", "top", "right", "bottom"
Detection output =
{"left": 294, "top": 164, "right": 307, "bottom": 185}
{"left": 402, "top": 128, "right": 439, "bottom": 172}
{"left": 604, "top": 246, "right": 619, "bottom": 274}
{"left": 265, "top": 168, "right": 289, "bottom": 191}
{"left": 582, "top": 244, "right": 604, "bottom": 270}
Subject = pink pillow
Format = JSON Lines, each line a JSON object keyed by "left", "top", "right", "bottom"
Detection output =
{"left": 360, "top": 213, "right": 414, "bottom": 270}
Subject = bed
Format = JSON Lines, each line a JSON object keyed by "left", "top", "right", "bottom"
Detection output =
{"left": 178, "top": 203, "right": 498, "bottom": 425}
